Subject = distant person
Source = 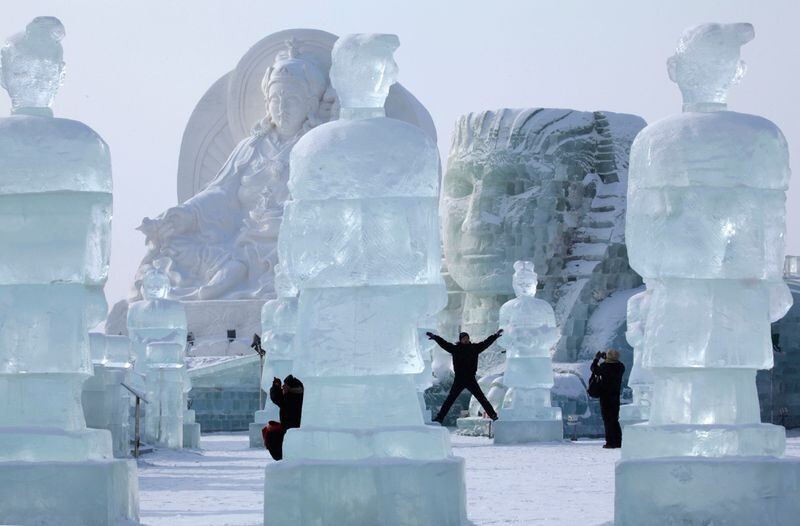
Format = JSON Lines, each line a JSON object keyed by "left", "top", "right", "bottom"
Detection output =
{"left": 262, "top": 374, "right": 304, "bottom": 460}
{"left": 426, "top": 330, "right": 503, "bottom": 424}
{"left": 591, "top": 349, "right": 625, "bottom": 448}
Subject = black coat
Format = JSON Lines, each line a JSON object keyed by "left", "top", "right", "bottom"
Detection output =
{"left": 590, "top": 358, "right": 625, "bottom": 400}
{"left": 431, "top": 334, "right": 501, "bottom": 379}
{"left": 270, "top": 381, "right": 304, "bottom": 429}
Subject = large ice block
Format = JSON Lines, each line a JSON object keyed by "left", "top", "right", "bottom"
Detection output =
{"left": 0, "top": 17, "right": 137, "bottom": 524}
{"left": 616, "top": 22, "right": 800, "bottom": 526}
{"left": 265, "top": 33, "right": 466, "bottom": 525}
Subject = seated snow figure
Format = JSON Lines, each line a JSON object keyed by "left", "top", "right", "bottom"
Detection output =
{"left": 493, "top": 261, "right": 563, "bottom": 443}
{"left": 0, "top": 17, "right": 137, "bottom": 524}
{"left": 262, "top": 374, "right": 304, "bottom": 460}
{"left": 616, "top": 23, "right": 800, "bottom": 526}
{"left": 265, "top": 34, "right": 467, "bottom": 525}
{"left": 135, "top": 42, "right": 329, "bottom": 300}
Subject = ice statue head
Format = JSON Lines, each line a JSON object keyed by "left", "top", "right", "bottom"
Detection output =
{"left": 512, "top": 261, "right": 538, "bottom": 298}
{"left": 330, "top": 33, "right": 399, "bottom": 111}
{"left": 667, "top": 23, "right": 754, "bottom": 111}
{"left": 141, "top": 267, "right": 171, "bottom": 300}
{"left": 261, "top": 39, "right": 327, "bottom": 138}
{"left": 0, "top": 17, "right": 65, "bottom": 115}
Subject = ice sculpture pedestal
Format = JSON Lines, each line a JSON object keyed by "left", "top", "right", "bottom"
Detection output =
{"left": 265, "top": 455, "right": 466, "bottom": 525}
{"left": 0, "top": 460, "right": 138, "bottom": 526}
{"left": 456, "top": 416, "right": 492, "bottom": 437}
{"left": 493, "top": 417, "right": 563, "bottom": 444}
{"left": 616, "top": 457, "right": 800, "bottom": 525}
{"left": 82, "top": 364, "right": 132, "bottom": 457}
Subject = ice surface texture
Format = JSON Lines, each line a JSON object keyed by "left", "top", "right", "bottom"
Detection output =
{"left": 266, "top": 34, "right": 466, "bottom": 525}
{"left": 617, "top": 22, "right": 800, "bottom": 526}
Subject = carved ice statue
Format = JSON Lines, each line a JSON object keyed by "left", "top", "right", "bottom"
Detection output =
{"left": 618, "top": 287, "right": 653, "bottom": 425}
{"left": 127, "top": 265, "right": 193, "bottom": 447}
{"left": 0, "top": 17, "right": 138, "bottom": 524}
{"left": 135, "top": 42, "right": 329, "bottom": 300}
{"left": 248, "top": 269, "right": 298, "bottom": 447}
{"left": 492, "top": 262, "right": 563, "bottom": 443}
{"left": 616, "top": 23, "right": 800, "bottom": 525}
{"left": 442, "top": 108, "right": 645, "bottom": 371}
{"left": 82, "top": 333, "right": 134, "bottom": 458}
{"left": 265, "top": 34, "right": 466, "bottom": 525}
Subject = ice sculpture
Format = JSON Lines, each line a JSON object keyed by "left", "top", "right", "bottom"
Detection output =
{"left": 492, "top": 262, "right": 563, "bottom": 443}
{"left": 0, "top": 17, "right": 138, "bottom": 525}
{"left": 264, "top": 34, "right": 466, "bottom": 525}
{"left": 416, "top": 317, "right": 438, "bottom": 423}
{"left": 127, "top": 265, "right": 194, "bottom": 447}
{"left": 82, "top": 333, "right": 134, "bottom": 457}
{"left": 618, "top": 287, "right": 653, "bottom": 425}
{"left": 616, "top": 23, "right": 800, "bottom": 525}
{"left": 442, "top": 109, "right": 645, "bottom": 369}
{"left": 249, "top": 272, "right": 298, "bottom": 447}
{"left": 135, "top": 42, "right": 329, "bottom": 300}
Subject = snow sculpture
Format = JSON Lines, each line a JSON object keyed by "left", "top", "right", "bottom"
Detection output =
{"left": 265, "top": 34, "right": 466, "bottom": 525}
{"left": 442, "top": 109, "right": 645, "bottom": 370}
{"left": 616, "top": 23, "right": 800, "bottom": 525}
{"left": 127, "top": 265, "right": 193, "bottom": 447}
{"left": 618, "top": 287, "right": 653, "bottom": 425}
{"left": 249, "top": 270, "right": 298, "bottom": 447}
{"left": 82, "top": 333, "right": 134, "bottom": 458}
{"left": 493, "top": 262, "right": 563, "bottom": 443}
{"left": 136, "top": 41, "right": 328, "bottom": 300}
{"left": 0, "top": 17, "right": 138, "bottom": 525}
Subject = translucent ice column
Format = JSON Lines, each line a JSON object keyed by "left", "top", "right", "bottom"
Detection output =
{"left": 127, "top": 266, "right": 191, "bottom": 448}
{"left": 0, "top": 17, "right": 138, "bottom": 525}
{"left": 249, "top": 272, "right": 298, "bottom": 447}
{"left": 492, "top": 261, "right": 563, "bottom": 443}
{"left": 264, "top": 34, "right": 467, "bottom": 525}
{"left": 616, "top": 23, "right": 800, "bottom": 525}
{"left": 145, "top": 342, "right": 185, "bottom": 448}
{"left": 82, "top": 333, "right": 134, "bottom": 458}
{"left": 618, "top": 287, "right": 653, "bottom": 425}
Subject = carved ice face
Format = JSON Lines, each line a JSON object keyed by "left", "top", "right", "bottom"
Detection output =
{"left": 667, "top": 23, "right": 754, "bottom": 108}
{"left": 267, "top": 83, "right": 314, "bottom": 137}
{"left": 512, "top": 261, "right": 538, "bottom": 298}
{"left": 442, "top": 158, "right": 546, "bottom": 294}
{"left": 141, "top": 270, "right": 170, "bottom": 300}
{"left": 330, "top": 33, "right": 399, "bottom": 109}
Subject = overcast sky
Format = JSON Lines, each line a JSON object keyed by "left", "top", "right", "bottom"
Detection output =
{"left": 1, "top": 0, "right": 798, "bottom": 305}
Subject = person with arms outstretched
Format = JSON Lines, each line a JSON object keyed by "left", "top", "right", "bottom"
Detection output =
{"left": 427, "top": 330, "right": 503, "bottom": 424}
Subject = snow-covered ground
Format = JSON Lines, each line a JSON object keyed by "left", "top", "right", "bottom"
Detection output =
{"left": 138, "top": 431, "right": 800, "bottom": 526}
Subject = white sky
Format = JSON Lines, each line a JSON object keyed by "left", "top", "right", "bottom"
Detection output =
{"left": 1, "top": 0, "right": 798, "bottom": 306}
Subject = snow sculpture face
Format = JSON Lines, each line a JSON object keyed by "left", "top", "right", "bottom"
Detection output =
{"left": 0, "top": 17, "right": 65, "bottom": 112}
{"left": 667, "top": 23, "right": 754, "bottom": 109}
{"left": 512, "top": 261, "right": 538, "bottom": 298}
{"left": 261, "top": 41, "right": 326, "bottom": 138}
{"left": 141, "top": 268, "right": 170, "bottom": 300}
{"left": 442, "top": 146, "right": 543, "bottom": 295}
{"left": 330, "top": 33, "right": 399, "bottom": 109}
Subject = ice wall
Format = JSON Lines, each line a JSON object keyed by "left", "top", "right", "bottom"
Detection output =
{"left": 615, "top": 23, "right": 800, "bottom": 525}
{"left": 0, "top": 17, "right": 138, "bottom": 525}
{"left": 264, "top": 33, "right": 467, "bottom": 525}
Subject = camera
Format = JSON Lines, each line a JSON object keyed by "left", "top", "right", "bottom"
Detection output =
{"left": 596, "top": 351, "right": 607, "bottom": 359}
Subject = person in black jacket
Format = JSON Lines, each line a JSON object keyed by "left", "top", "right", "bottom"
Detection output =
{"left": 591, "top": 349, "right": 625, "bottom": 449}
{"left": 426, "top": 330, "right": 503, "bottom": 424}
{"left": 262, "top": 374, "right": 304, "bottom": 460}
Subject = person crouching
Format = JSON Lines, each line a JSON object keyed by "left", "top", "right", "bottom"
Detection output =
{"left": 262, "top": 374, "right": 304, "bottom": 460}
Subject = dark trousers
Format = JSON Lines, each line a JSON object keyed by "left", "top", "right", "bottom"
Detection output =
{"left": 600, "top": 396, "right": 622, "bottom": 447}
{"left": 435, "top": 375, "right": 497, "bottom": 421}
